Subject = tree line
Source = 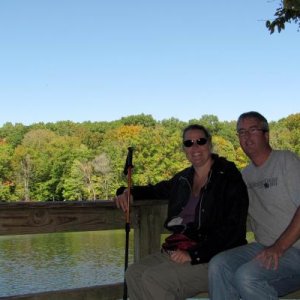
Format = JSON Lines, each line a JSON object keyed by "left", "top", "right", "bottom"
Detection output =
{"left": 0, "top": 113, "right": 299, "bottom": 202}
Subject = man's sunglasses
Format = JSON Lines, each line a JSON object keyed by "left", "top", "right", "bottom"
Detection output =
{"left": 183, "top": 138, "right": 208, "bottom": 147}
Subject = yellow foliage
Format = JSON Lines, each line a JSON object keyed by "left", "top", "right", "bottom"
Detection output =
{"left": 109, "top": 125, "right": 143, "bottom": 141}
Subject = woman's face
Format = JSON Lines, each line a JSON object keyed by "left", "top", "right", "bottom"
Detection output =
{"left": 183, "top": 129, "right": 212, "bottom": 168}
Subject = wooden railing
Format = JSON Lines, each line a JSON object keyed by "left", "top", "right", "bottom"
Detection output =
{"left": 0, "top": 200, "right": 168, "bottom": 300}
{"left": 1, "top": 201, "right": 300, "bottom": 300}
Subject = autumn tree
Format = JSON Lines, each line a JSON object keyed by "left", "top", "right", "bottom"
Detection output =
{"left": 0, "top": 114, "right": 298, "bottom": 202}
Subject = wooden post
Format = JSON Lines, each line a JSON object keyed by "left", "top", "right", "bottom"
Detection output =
{"left": 133, "top": 203, "right": 167, "bottom": 261}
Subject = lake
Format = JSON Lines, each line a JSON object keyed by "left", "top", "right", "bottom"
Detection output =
{"left": 0, "top": 230, "right": 134, "bottom": 298}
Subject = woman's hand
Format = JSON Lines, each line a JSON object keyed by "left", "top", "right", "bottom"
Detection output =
{"left": 113, "top": 189, "right": 133, "bottom": 212}
{"left": 170, "top": 250, "right": 192, "bottom": 264}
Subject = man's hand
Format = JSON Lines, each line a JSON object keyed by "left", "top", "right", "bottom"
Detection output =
{"left": 255, "top": 207, "right": 300, "bottom": 270}
{"left": 255, "top": 244, "right": 284, "bottom": 270}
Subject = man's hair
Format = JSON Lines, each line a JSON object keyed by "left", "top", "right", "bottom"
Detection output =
{"left": 182, "top": 124, "right": 211, "bottom": 140}
{"left": 237, "top": 111, "right": 269, "bottom": 132}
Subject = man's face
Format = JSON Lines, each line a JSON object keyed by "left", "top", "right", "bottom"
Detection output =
{"left": 237, "top": 117, "right": 269, "bottom": 159}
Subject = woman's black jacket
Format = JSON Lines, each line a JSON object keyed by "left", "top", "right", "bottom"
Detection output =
{"left": 117, "top": 154, "right": 249, "bottom": 265}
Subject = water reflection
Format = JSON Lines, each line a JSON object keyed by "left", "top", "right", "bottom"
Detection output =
{"left": 0, "top": 230, "right": 134, "bottom": 297}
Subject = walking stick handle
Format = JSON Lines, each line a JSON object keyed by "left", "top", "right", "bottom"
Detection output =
{"left": 123, "top": 147, "right": 134, "bottom": 175}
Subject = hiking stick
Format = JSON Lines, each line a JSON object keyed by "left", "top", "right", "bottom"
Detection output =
{"left": 123, "top": 147, "right": 133, "bottom": 300}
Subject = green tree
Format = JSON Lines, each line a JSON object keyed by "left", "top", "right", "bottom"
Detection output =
{"left": 0, "top": 122, "right": 28, "bottom": 147}
{"left": 271, "top": 114, "right": 300, "bottom": 154}
{"left": 216, "top": 121, "right": 239, "bottom": 149}
{"left": 63, "top": 160, "right": 86, "bottom": 201}
{"left": 11, "top": 129, "right": 90, "bottom": 201}
{"left": 0, "top": 141, "right": 14, "bottom": 182}
{"left": 1, "top": 113, "right": 298, "bottom": 202}
{"left": 212, "top": 136, "right": 236, "bottom": 163}
{"left": 92, "top": 153, "right": 112, "bottom": 199}
{"left": 189, "top": 115, "right": 221, "bottom": 136}
{"left": 266, "top": 0, "right": 300, "bottom": 33}
{"left": 0, "top": 141, "right": 14, "bottom": 200}
{"left": 12, "top": 147, "right": 33, "bottom": 201}
{"left": 119, "top": 114, "right": 156, "bottom": 127}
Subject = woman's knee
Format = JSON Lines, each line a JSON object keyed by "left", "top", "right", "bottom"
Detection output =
{"left": 125, "top": 263, "right": 141, "bottom": 282}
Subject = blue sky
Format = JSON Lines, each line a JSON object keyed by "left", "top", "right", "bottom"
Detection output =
{"left": 0, "top": 0, "right": 299, "bottom": 126}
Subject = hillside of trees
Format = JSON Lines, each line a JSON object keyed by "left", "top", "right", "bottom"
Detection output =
{"left": 0, "top": 113, "right": 299, "bottom": 202}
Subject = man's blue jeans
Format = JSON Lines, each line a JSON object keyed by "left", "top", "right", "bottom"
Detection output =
{"left": 208, "top": 242, "right": 300, "bottom": 300}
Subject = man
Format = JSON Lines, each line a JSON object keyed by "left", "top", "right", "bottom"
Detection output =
{"left": 208, "top": 111, "right": 300, "bottom": 300}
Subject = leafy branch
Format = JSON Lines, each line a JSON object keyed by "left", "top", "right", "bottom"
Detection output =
{"left": 266, "top": 0, "right": 300, "bottom": 33}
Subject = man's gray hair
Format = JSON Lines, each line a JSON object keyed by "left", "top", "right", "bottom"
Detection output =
{"left": 237, "top": 111, "right": 269, "bottom": 132}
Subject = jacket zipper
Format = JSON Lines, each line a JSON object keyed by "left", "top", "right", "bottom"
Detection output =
{"left": 197, "top": 170, "right": 213, "bottom": 230}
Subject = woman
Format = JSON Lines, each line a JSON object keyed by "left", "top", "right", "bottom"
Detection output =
{"left": 114, "top": 124, "right": 249, "bottom": 300}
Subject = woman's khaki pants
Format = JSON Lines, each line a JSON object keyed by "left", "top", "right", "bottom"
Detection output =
{"left": 125, "top": 251, "right": 208, "bottom": 300}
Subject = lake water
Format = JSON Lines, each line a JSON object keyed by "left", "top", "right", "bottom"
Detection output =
{"left": 0, "top": 230, "right": 134, "bottom": 297}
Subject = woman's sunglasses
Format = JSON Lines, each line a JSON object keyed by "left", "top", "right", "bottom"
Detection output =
{"left": 183, "top": 138, "right": 208, "bottom": 147}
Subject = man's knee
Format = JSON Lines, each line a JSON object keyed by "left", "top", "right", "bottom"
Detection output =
{"left": 209, "top": 251, "right": 229, "bottom": 278}
{"left": 233, "top": 264, "right": 259, "bottom": 293}
{"left": 233, "top": 265, "right": 248, "bottom": 287}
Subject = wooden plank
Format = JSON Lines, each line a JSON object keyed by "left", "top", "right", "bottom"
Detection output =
{"left": 0, "top": 200, "right": 168, "bottom": 236}
{"left": 0, "top": 201, "right": 125, "bottom": 235}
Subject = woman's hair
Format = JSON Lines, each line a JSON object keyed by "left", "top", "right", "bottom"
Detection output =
{"left": 182, "top": 124, "right": 212, "bottom": 140}
{"left": 237, "top": 111, "right": 269, "bottom": 132}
